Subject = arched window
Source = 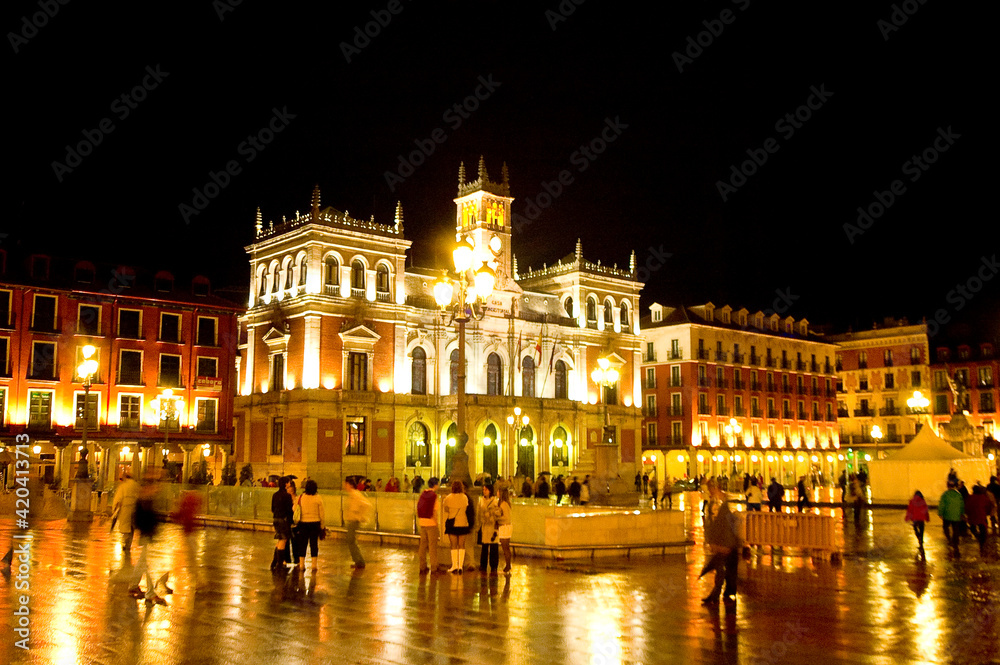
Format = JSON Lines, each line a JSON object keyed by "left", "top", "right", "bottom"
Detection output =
{"left": 324, "top": 256, "right": 339, "bottom": 286}
{"left": 604, "top": 299, "right": 614, "bottom": 325}
{"left": 620, "top": 302, "right": 629, "bottom": 330}
{"left": 406, "top": 422, "right": 431, "bottom": 468}
{"left": 522, "top": 356, "right": 535, "bottom": 397}
{"left": 551, "top": 425, "right": 569, "bottom": 467}
{"left": 270, "top": 265, "right": 279, "bottom": 293}
{"left": 564, "top": 297, "right": 573, "bottom": 318}
{"left": 487, "top": 353, "right": 503, "bottom": 396}
{"left": 299, "top": 256, "right": 307, "bottom": 285}
{"left": 587, "top": 296, "right": 597, "bottom": 327}
{"left": 258, "top": 268, "right": 267, "bottom": 296}
{"left": 450, "top": 349, "right": 459, "bottom": 395}
{"left": 483, "top": 423, "right": 499, "bottom": 481}
{"left": 351, "top": 260, "right": 366, "bottom": 292}
{"left": 554, "top": 360, "right": 567, "bottom": 399}
{"left": 411, "top": 347, "right": 426, "bottom": 395}
{"left": 376, "top": 264, "right": 390, "bottom": 296}
{"left": 515, "top": 426, "right": 534, "bottom": 478}
{"left": 284, "top": 261, "right": 294, "bottom": 289}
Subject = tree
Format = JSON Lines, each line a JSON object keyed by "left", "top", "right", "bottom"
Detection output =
{"left": 239, "top": 463, "right": 254, "bottom": 486}
{"left": 221, "top": 461, "right": 237, "bottom": 486}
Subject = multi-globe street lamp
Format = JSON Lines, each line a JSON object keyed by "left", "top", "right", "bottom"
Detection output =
{"left": 76, "top": 344, "right": 99, "bottom": 478}
{"left": 434, "top": 237, "right": 496, "bottom": 489}
{"left": 151, "top": 388, "right": 184, "bottom": 477}
{"left": 871, "top": 424, "right": 883, "bottom": 461}
{"left": 506, "top": 406, "right": 530, "bottom": 477}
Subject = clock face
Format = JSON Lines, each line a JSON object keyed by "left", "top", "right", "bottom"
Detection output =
{"left": 489, "top": 235, "right": 503, "bottom": 255}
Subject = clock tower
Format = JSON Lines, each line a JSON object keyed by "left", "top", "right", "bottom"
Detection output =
{"left": 454, "top": 157, "right": 515, "bottom": 289}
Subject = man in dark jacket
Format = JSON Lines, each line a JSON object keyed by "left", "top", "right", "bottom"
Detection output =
{"left": 567, "top": 477, "right": 582, "bottom": 505}
{"left": 536, "top": 476, "right": 550, "bottom": 499}
{"left": 767, "top": 478, "right": 784, "bottom": 512}
{"left": 554, "top": 476, "right": 567, "bottom": 505}
{"left": 700, "top": 483, "right": 740, "bottom": 606}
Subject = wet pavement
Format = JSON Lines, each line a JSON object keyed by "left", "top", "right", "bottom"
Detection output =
{"left": 2, "top": 504, "right": 999, "bottom": 665}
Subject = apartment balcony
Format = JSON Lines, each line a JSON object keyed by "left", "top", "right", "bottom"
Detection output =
{"left": 835, "top": 361, "right": 843, "bottom": 372}
{"left": 668, "top": 406, "right": 683, "bottom": 417}
{"left": 717, "top": 406, "right": 729, "bottom": 416}
{"left": 733, "top": 406, "right": 746, "bottom": 417}
{"left": 826, "top": 413, "right": 837, "bottom": 422}
{"left": 795, "top": 385, "right": 807, "bottom": 395}
{"left": 697, "top": 350, "right": 710, "bottom": 360}
{"left": 765, "top": 358, "right": 777, "bottom": 368}
{"left": 750, "top": 382, "right": 761, "bottom": 392}
{"left": 698, "top": 405, "right": 712, "bottom": 415}
{"left": 980, "top": 404, "right": 997, "bottom": 414}
{"left": 643, "top": 351, "right": 657, "bottom": 363}
{"left": 749, "top": 354, "right": 760, "bottom": 366}
{"left": 767, "top": 409, "right": 780, "bottom": 418}
{"left": 765, "top": 383, "right": 777, "bottom": 393}
{"left": 783, "top": 409, "right": 794, "bottom": 419}
{"left": 859, "top": 360, "right": 868, "bottom": 369}
{"left": 853, "top": 408, "right": 875, "bottom": 417}
{"left": 811, "top": 412, "right": 822, "bottom": 422}
{"left": 645, "top": 379, "right": 657, "bottom": 389}
{"left": 715, "top": 351, "right": 728, "bottom": 362}
{"left": 668, "top": 351, "right": 684, "bottom": 362}
{"left": 796, "top": 361, "right": 807, "bottom": 371}
{"left": 732, "top": 352, "right": 745, "bottom": 364}
{"left": 644, "top": 435, "right": 658, "bottom": 447}
{"left": 643, "top": 405, "right": 659, "bottom": 418}
{"left": 979, "top": 380, "right": 995, "bottom": 389}
{"left": 780, "top": 359, "right": 790, "bottom": 369}
{"left": 811, "top": 362, "right": 820, "bottom": 373}
{"left": 323, "top": 283, "right": 339, "bottom": 296}
{"left": 933, "top": 404, "right": 951, "bottom": 415}
{"left": 858, "top": 383, "right": 870, "bottom": 392}
{"left": 881, "top": 406, "right": 899, "bottom": 416}
{"left": 351, "top": 287, "right": 365, "bottom": 299}
{"left": 751, "top": 408, "right": 764, "bottom": 418}
{"left": 781, "top": 386, "right": 792, "bottom": 395}
{"left": 375, "top": 290, "right": 392, "bottom": 303}
{"left": 797, "top": 411, "right": 808, "bottom": 420}
{"left": 717, "top": 379, "right": 729, "bottom": 389}
{"left": 733, "top": 379, "right": 745, "bottom": 390}
{"left": 827, "top": 389, "right": 837, "bottom": 397}
{"left": 838, "top": 409, "right": 849, "bottom": 418}
{"left": 697, "top": 378, "right": 712, "bottom": 388}
{"left": 825, "top": 363, "right": 834, "bottom": 374}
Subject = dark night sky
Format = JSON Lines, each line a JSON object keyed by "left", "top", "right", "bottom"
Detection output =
{"left": 4, "top": 0, "right": 993, "bottom": 333}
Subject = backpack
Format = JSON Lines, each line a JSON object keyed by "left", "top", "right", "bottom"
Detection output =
{"left": 417, "top": 490, "right": 436, "bottom": 519}
{"left": 465, "top": 494, "right": 476, "bottom": 526}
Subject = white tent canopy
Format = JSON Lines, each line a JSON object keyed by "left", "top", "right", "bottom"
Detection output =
{"left": 867, "top": 426, "right": 993, "bottom": 506}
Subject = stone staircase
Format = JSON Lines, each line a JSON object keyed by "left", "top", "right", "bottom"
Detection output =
{"left": 571, "top": 448, "right": 597, "bottom": 477}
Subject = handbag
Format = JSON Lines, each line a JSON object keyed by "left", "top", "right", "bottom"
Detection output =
{"left": 292, "top": 497, "right": 302, "bottom": 523}
{"left": 319, "top": 527, "right": 328, "bottom": 540}
{"left": 476, "top": 528, "right": 483, "bottom": 545}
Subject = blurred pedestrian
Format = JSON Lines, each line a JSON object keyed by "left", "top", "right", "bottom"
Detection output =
{"left": 412, "top": 474, "right": 425, "bottom": 493}
{"left": 796, "top": 476, "right": 811, "bottom": 512}
{"left": 966, "top": 485, "right": 990, "bottom": 557}
{"left": 478, "top": 483, "right": 501, "bottom": 574}
{"left": 129, "top": 472, "right": 170, "bottom": 605}
{"left": 580, "top": 477, "right": 590, "bottom": 505}
{"left": 536, "top": 475, "right": 550, "bottom": 500}
{"left": 767, "top": 478, "right": 783, "bottom": 512}
{"left": 343, "top": 477, "right": 370, "bottom": 568}
{"left": 520, "top": 478, "right": 533, "bottom": 498}
{"left": 987, "top": 476, "right": 1000, "bottom": 535}
{"left": 111, "top": 470, "right": 138, "bottom": 551}
{"left": 746, "top": 478, "right": 762, "bottom": 511}
{"left": 497, "top": 486, "right": 513, "bottom": 574}
{"left": 957, "top": 480, "right": 970, "bottom": 537}
{"left": 293, "top": 479, "right": 325, "bottom": 570}
{"left": 848, "top": 476, "right": 865, "bottom": 524}
{"left": 662, "top": 475, "right": 673, "bottom": 509}
{"left": 568, "top": 476, "right": 582, "bottom": 505}
{"left": 270, "top": 477, "right": 294, "bottom": 571}
{"left": 699, "top": 482, "right": 740, "bottom": 607}
{"left": 402, "top": 474, "right": 411, "bottom": 493}
{"left": 649, "top": 475, "right": 659, "bottom": 508}
{"left": 416, "top": 477, "right": 440, "bottom": 574}
{"left": 938, "top": 480, "right": 964, "bottom": 556}
{"left": 443, "top": 481, "right": 473, "bottom": 573}
{"left": 905, "top": 490, "right": 930, "bottom": 558}
{"left": 554, "top": 476, "right": 566, "bottom": 505}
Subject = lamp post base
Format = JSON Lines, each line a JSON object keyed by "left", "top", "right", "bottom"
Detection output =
{"left": 67, "top": 478, "right": 93, "bottom": 522}
{"left": 448, "top": 449, "right": 473, "bottom": 490}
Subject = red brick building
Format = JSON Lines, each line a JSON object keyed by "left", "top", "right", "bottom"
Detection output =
{"left": 0, "top": 250, "right": 241, "bottom": 488}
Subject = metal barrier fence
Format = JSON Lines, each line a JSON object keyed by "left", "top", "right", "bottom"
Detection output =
{"left": 741, "top": 511, "right": 837, "bottom": 557}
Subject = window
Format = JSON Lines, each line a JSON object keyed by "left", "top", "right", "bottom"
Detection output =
{"left": 522, "top": 356, "right": 535, "bottom": 397}
{"left": 450, "top": 349, "right": 459, "bottom": 395}
{"left": 885, "top": 372, "right": 895, "bottom": 389}
{"left": 934, "top": 394, "right": 949, "bottom": 415}
{"left": 28, "top": 391, "right": 52, "bottom": 430}
{"left": 376, "top": 264, "right": 390, "bottom": 295}
{"left": 196, "top": 398, "right": 218, "bottom": 432}
{"left": 346, "top": 417, "right": 366, "bottom": 455}
{"left": 159, "top": 354, "right": 182, "bottom": 388}
{"left": 0, "top": 388, "right": 6, "bottom": 426}
{"left": 652, "top": 309, "right": 662, "bottom": 323}
{"left": 160, "top": 313, "right": 181, "bottom": 343}
{"left": 564, "top": 297, "right": 573, "bottom": 318}
{"left": 299, "top": 255, "right": 308, "bottom": 286}
{"left": 197, "top": 317, "right": 217, "bottom": 346}
{"left": 672, "top": 393, "right": 682, "bottom": 416}
{"left": 979, "top": 367, "right": 994, "bottom": 387}
{"left": 259, "top": 268, "right": 268, "bottom": 296}
{"left": 981, "top": 393, "right": 996, "bottom": 413}
{"left": 646, "top": 422, "right": 657, "bottom": 446}
{"left": 646, "top": 367, "right": 656, "bottom": 389}
{"left": 487, "top": 353, "right": 503, "bottom": 396}
{"left": 884, "top": 349, "right": 893, "bottom": 366}
{"left": 672, "top": 421, "right": 682, "bottom": 443}
{"left": 858, "top": 351, "right": 867, "bottom": 368}
{"left": 406, "top": 422, "right": 431, "bottom": 467}
{"left": 587, "top": 297, "right": 597, "bottom": 326}
{"left": 271, "top": 353, "right": 286, "bottom": 391}
{"left": 325, "top": 256, "right": 339, "bottom": 286}
{"left": 75, "top": 393, "right": 98, "bottom": 429}
{"left": 348, "top": 352, "right": 366, "bottom": 391}
{"left": 31, "top": 342, "right": 56, "bottom": 379}
{"left": 717, "top": 394, "right": 726, "bottom": 414}
{"left": 670, "top": 365, "right": 681, "bottom": 387}
{"left": 0, "top": 337, "right": 8, "bottom": 376}
{"left": 119, "top": 395, "right": 141, "bottom": 431}
{"left": 284, "top": 262, "right": 294, "bottom": 290}
{"left": 271, "top": 418, "right": 284, "bottom": 455}
{"left": 154, "top": 275, "right": 173, "bottom": 292}
{"left": 119, "top": 350, "right": 143, "bottom": 385}
{"left": 197, "top": 356, "right": 218, "bottom": 378}
{"left": 911, "top": 370, "right": 922, "bottom": 388}
{"left": 0, "top": 290, "right": 10, "bottom": 327}
{"left": 351, "top": 260, "right": 366, "bottom": 291}
{"left": 411, "top": 347, "right": 426, "bottom": 395}
{"left": 193, "top": 279, "right": 210, "bottom": 297}
{"left": 603, "top": 300, "right": 614, "bottom": 325}
{"left": 118, "top": 309, "right": 141, "bottom": 338}
{"left": 31, "top": 256, "right": 49, "bottom": 280}
{"left": 32, "top": 295, "right": 56, "bottom": 331}
{"left": 554, "top": 360, "right": 567, "bottom": 399}
{"left": 671, "top": 339, "right": 680, "bottom": 359}
{"left": 646, "top": 393, "right": 657, "bottom": 416}
{"left": 78, "top": 305, "right": 100, "bottom": 335}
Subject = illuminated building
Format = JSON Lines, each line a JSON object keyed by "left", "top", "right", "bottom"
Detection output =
{"left": 639, "top": 302, "right": 840, "bottom": 484}
{"left": 0, "top": 252, "right": 241, "bottom": 488}
{"left": 928, "top": 339, "right": 999, "bottom": 454}
{"left": 233, "top": 159, "right": 643, "bottom": 487}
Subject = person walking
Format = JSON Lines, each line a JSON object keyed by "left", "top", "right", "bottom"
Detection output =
{"left": 796, "top": 476, "right": 811, "bottom": 512}
{"left": 838, "top": 471, "right": 847, "bottom": 503}
{"left": 848, "top": 476, "right": 865, "bottom": 524}
{"left": 128, "top": 473, "right": 170, "bottom": 605}
{"left": 938, "top": 480, "right": 964, "bottom": 556}
{"left": 662, "top": 475, "right": 673, "bottom": 509}
{"left": 520, "top": 478, "right": 533, "bottom": 498}
{"left": 580, "top": 477, "right": 590, "bottom": 505}
{"left": 497, "top": 486, "right": 513, "bottom": 574}
{"left": 478, "top": 483, "right": 501, "bottom": 575}
{"left": 293, "top": 480, "right": 325, "bottom": 570}
{"left": 416, "top": 477, "right": 441, "bottom": 574}
{"left": 536, "top": 475, "right": 550, "bottom": 500}
{"left": 767, "top": 478, "right": 783, "bottom": 512}
{"left": 987, "top": 476, "right": 1000, "bottom": 535}
{"left": 270, "top": 477, "right": 295, "bottom": 571}
{"left": 905, "top": 490, "right": 930, "bottom": 558}
{"left": 966, "top": 485, "right": 990, "bottom": 557}
{"left": 111, "top": 470, "right": 139, "bottom": 551}
{"left": 567, "top": 476, "right": 582, "bottom": 505}
{"left": 746, "top": 477, "right": 762, "bottom": 511}
{"left": 699, "top": 482, "right": 740, "bottom": 607}
{"left": 957, "top": 480, "right": 971, "bottom": 537}
{"left": 343, "top": 477, "right": 370, "bottom": 568}
{"left": 412, "top": 475, "right": 425, "bottom": 493}
{"left": 443, "top": 481, "right": 473, "bottom": 573}
{"left": 554, "top": 476, "right": 566, "bottom": 506}
{"left": 649, "top": 475, "right": 659, "bottom": 508}
{"left": 637, "top": 473, "right": 644, "bottom": 494}
{"left": 402, "top": 474, "right": 411, "bottom": 493}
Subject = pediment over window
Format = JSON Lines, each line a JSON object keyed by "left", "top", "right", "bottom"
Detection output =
{"left": 340, "top": 324, "right": 381, "bottom": 350}
{"left": 261, "top": 327, "right": 288, "bottom": 348}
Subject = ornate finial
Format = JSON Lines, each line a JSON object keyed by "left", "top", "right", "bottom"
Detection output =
{"left": 513, "top": 254, "right": 519, "bottom": 280}
{"left": 394, "top": 201, "right": 404, "bottom": 232}
{"left": 269, "top": 220, "right": 274, "bottom": 231}
{"left": 311, "top": 184, "right": 321, "bottom": 219}
{"left": 255, "top": 207, "right": 262, "bottom": 237}
{"left": 477, "top": 155, "right": 488, "bottom": 181}
{"left": 458, "top": 161, "right": 466, "bottom": 188}
{"left": 501, "top": 162, "right": 510, "bottom": 187}
{"left": 575, "top": 238, "right": 582, "bottom": 260}
{"left": 630, "top": 249, "right": 636, "bottom": 273}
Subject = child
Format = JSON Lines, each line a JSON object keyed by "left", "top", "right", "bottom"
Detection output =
{"left": 905, "top": 490, "right": 930, "bottom": 558}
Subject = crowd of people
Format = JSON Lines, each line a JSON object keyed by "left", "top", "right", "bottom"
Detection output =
{"left": 906, "top": 469, "right": 1000, "bottom": 559}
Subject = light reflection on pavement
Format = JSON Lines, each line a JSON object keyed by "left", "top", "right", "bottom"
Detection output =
{"left": 2, "top": 504, "right": 999, "bottom": 664}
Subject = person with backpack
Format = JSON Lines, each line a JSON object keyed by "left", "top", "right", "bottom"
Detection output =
{"left": 416, "top": 477, "right": 441, "bottom": 574}
{"left": 443, "top": 480, "right": 473, "bottom": 573}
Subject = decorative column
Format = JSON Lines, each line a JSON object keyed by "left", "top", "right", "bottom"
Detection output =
{"left": 53, "top": 443, "right": 69, "bottom": 490}
{"left": 181, "top": 444, "right": 197, "bottom": 484}
{"left": 139, "top": 442, "right": 154, "bottom": 476}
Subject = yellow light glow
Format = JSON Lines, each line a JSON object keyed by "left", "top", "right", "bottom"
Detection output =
{"left": 122, "top": 446, "right": 130, "bottom": 455}
{"left": 520, "top": 438, "right": 528, "bottom": 447}
{"left": 554, "top": 440, "right": 563, "bottom": 448}
{"left": 82, "top": 344, "right": 96, "bottom": 359}
{"left": 203, "top": 447, "right": 211, "bottom": 457}
{"left": 734, "top": 454, "right": 741, "bottom": 462}
{"left": 751, "top": 455, "right": 758, "bottom": 462}
{"left": 598, "top": 357, "right": 610, "bottom": 371}
{"left": 623, "top": 396, "right": 632, "bottom": 407}
{"left": 453, "top": 238, "right": 475, "bottom": 273}
{"left": 521, "top": 415, "right": 529, "bottom": 425}
{"left": 514, "top": 407, "right": 521, "bottom": 416}
{"left": 589, "top": 395, "right": 598, "bottom": 405}
{"left": 838, "top": 454, "right": 844, "bottom": 461}
{"left": 797, "top": 455, "right": 804, "bottom": 462}
{"left": 323, "top": 377, "right": 336, "bottom": 389}
{"left": 483, "top": 437, "right": 492, "bottom": 446}
{"left": 864, "top": 454, "right": 872, "bottom": 461}
{"left": 677, "top": 455, "right": 684, "bottom": 463}
{"left": 811, "top": 455, "right": 819, "bottom": 463}
{"left": 697, "top": 454, "right": 704, "bottom": 462}
{"left": 506, "top": 415, "right": 514, "bottom": 425}
{"left": 989, "top": 453, "right": 996, "bottom": 461}
{"left": 448, "top": 438, "right": 456, "bottom": 447}
{"left": 826, "top": 455, "right": 834, "bottom": 462}
{"left": 378, "top": 380, "right": 392, "bottom": 393}
{"left": 766, "top": 455, "right": 774, "bottom": 462}
{"left": 32, "top": 445, "right": 41, "bottom": 454}
{"left": 433, "top": 277, "right": 454, "bottom": 307}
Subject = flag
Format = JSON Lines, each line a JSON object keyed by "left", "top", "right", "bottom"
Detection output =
{"left": 534, "top": 339, "right": 543, "bottom": 366}
{"left": 515, "top": 331, "right": 523, "bottom": 365}
{"left": 548, "top": 339, "right": 559, "bottom": 372}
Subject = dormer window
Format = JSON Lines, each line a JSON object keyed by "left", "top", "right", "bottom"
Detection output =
{"left": 192, "top": 277, "right": 210, "bottom": 297}
{"left": 652, "top": 310, "right": 662, "bottom": 323}
{"left": 31, "top": 255, "right": 49, "bottom": 280}
{"left": 155, "top": 276, "right": 173, "bottom": 292}
{"left": 982, "top": 344, "right": 994, "bottom": 359}
{"left": 74, "top": 263, "right": 95, "bottom": 283}
{"left": 937, "top": 348, "right": 950, "bottom": 362}
{"left": 958, "top": 346, "right": 970, "bottom": 360}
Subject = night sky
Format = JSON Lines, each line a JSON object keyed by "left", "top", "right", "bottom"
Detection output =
{"left": 5, "top": 1, "right": 992, "bottom": 334}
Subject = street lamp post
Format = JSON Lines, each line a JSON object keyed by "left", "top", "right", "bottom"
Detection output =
{"left": 590, "top": 355, "right": 630, "bottom": 504}
{"left": 68, "top": 345, "right": 99, "bottom": 521}
{"left": 724, "top": 417, "right": 742, "bottom": 474}
{"left": 907, "top": 390, "right": 930, "bottom": 441}
{"left": 151, "top": 388, "right": 184, "bottom": 478}
{"left": 506, "top": 406, "right": 530, "bottom": 477}
{"left": 871, "top": 424, "right": 883, "bottom": 461}
{"left": 434, "top": 237, "right": 496, "bottom": 489}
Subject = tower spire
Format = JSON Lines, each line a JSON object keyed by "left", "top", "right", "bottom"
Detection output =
{"left": 394, "top": 200, "right": 404, "bottom": 233}
{"left": 501, "top": 161, "right": 510, "bottom": 187}
{"left": 513, "top": 254, "right": 519, "bottom": 280}
{"left": 255, "top": 207, "right": 263, "bottom": 237}
{"left": 311, "top": 183, "right": 321, "bottom": 220}
{"left": 575, "top": 238, "right": 582, "bottom": 260}
{"left": 629, "top": 249, "right": 636, "bottom": 274}
{"left": 477, "top": 155, "right": 488, "bottom": 182}
{"left": 458, "top": 161, "right": 466, "bottom": 188}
